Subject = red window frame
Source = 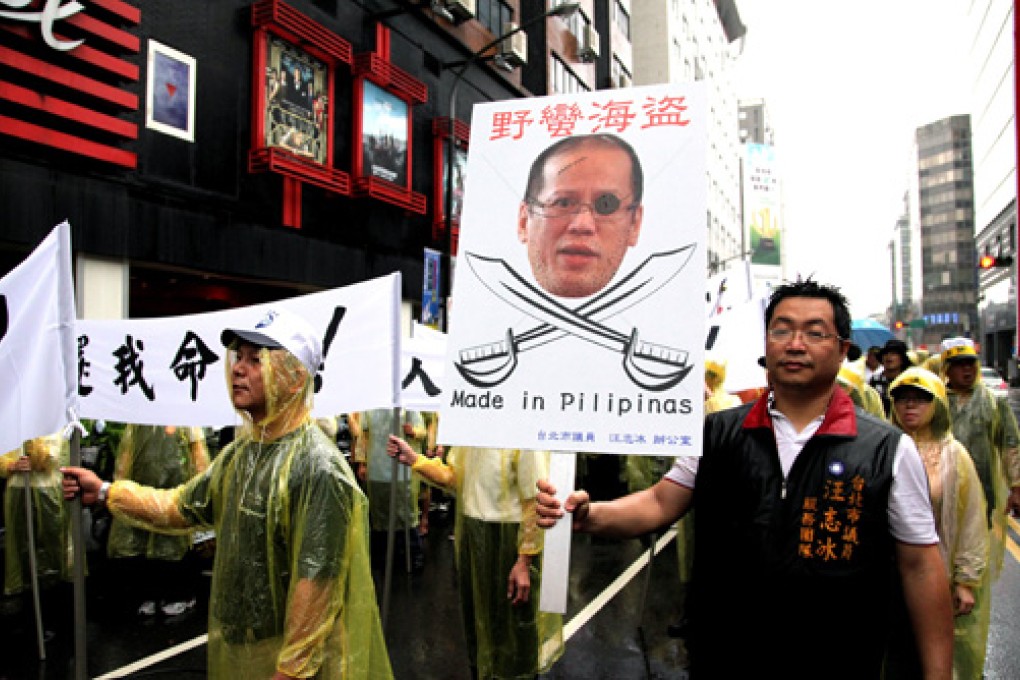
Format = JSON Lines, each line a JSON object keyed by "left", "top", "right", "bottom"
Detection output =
{"left": 248, "top": 0, "right": 352, "bottom": 227}
{"left": 350, "top": 25, "right": 427, "bottom": 214}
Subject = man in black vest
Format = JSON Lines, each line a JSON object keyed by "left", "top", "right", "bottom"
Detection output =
{"left": 536, "top": 279, "right": 952, "bottom": 679}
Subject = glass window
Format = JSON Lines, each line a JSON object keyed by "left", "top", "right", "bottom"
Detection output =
{"left": 479, "top": 0, "right": 513, "bottom": 37}
{"left": 614, "top": 1, "right": 631, "bottom": 39}
{"left": 551, "top": 55, "right": 589, "bottom": 94}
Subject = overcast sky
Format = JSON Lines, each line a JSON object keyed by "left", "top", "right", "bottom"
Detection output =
{"left": 731, "top": 1, "right": 971, "bottom": 319}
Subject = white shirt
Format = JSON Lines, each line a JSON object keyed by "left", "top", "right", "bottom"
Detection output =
{"left": 664, "top": 406, "right": 938, "bottom": 545}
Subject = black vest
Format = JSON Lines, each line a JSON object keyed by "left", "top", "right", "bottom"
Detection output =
{"left": 687, "top": 397, "right": 900, "bottom": 679}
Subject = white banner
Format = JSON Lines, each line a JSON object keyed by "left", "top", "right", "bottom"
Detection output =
{"left": 78, "top": 274, "right": 401, "bottom": 427}
{"left": 0, "top": 221, "right": 78, "bottom": 454}
{"left": 706, "top": 294, "right": 768, "bottom": 393}
{"left": 706, "top": 261, "right": 753, "bottom": 318}
{"left": 400, "top": 323, "right": 446, "bottom": 412}
{"left": 439, "top": 84, "right": 707, "bottom": 455}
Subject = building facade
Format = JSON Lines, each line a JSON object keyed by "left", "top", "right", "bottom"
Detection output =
{"left": 914, "top": 114, "right": 979, "bottom": 347}
{"left": 629, "top": 0, "right": 745, "bottom": 275}
{"left": 0, "top": 0, "right": 620, "bottom": 327}
{"left": 888, "top": 192, "right": 915, "bottom": 339}
{"left": 966, "top": 0, "right": 1016, "bottom": 375}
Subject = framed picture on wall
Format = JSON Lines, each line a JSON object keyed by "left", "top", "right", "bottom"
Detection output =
{"left": 264, "top": 36, "right": 329, "bottom": 165}
{"left": 145, "top": 40, "right": 196, "bottom": 142}
{"left": 432, "top": 117, "right": 470, "bottom": 243}
{"left": 360, "top": 80, "right": 408, "bottom": 185}
{"left": 349, "top": 26, "right": 427, "bottom": 214}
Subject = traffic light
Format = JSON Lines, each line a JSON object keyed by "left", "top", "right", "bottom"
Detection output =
{"left": 979, "top": 254, "right": 1013, "bottom": 269}
{"left": 894, "top": 320, "right": 905, "bottom": 330}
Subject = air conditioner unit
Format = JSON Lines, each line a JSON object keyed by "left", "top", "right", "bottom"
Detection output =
{"left": 500, "top": 23, "right": 527, "bottom": 68}
{"left": 440, "top": 0, "right": 475, "bottom": 24}
{"left": 579, "top": 25, "right": 599, "bottom": 62}
{"left": 616, "top": 72, "right": 631, "bottom": 89}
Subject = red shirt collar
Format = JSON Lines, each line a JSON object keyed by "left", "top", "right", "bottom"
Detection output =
{"left": 742, "top": 386, "right": 858, "bottom": 436}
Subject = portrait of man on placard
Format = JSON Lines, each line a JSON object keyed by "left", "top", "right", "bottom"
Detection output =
{"left": 517, "top": 134, "right": 644, "bottom": 298}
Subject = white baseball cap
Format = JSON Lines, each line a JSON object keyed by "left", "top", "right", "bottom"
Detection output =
{"left": 221, "top": 308, "right": 322, "bottom": 376}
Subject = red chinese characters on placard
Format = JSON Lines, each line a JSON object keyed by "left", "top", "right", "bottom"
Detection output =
{"left": 539, "top": 103, "right": 583, "bottom": 137}
{"left": 489, "top": 110, "right": 534, "bottom": 140}
{"left": 588, "top": 99, "right": 636, "bottom": 133}
{"left": 642, "top": 96, "right": 691, "bottom": 128}
{"left": 487, "top": 95, "right": 693, "bottom": 141}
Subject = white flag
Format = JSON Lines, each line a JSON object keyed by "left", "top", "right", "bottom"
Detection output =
{"left": 0, "top": 221, "right": 78, "bottom": 454}
{"left": 400, "top": 323, "right": 446, "bottom": 412}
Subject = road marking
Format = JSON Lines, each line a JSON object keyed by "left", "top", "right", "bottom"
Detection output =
{"left": 1007, "top": 516, "right": 1020, "bottom": 565}
{"left": 1007, "top": 536, "right": 1020, "bottom": 565}
{"left": 563, "top": 528, "right": 677, "bottom": 641}
{"left": 95, "top": 634, "right": 207, "bottom": 679}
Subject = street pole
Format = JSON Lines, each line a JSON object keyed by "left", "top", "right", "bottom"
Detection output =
{"left": 442, "top": 3, "right": 580, "bottom": 329}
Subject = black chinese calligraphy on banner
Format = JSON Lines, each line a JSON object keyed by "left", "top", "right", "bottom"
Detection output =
{"left": 77, "top": 275, "right": 401, "bottom": 427}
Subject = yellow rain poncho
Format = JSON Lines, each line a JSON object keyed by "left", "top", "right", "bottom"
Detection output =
{"left": 703, "top": 356, "right": 741, "bottom": 414}
{"left": 102, "top": 346, "right": 391, "bottom": 679}
{"left": 941, "top": 353, "right": 1020, "bottom": 575}
{"left": 837, "top": 364, "right": 886, "bottom": 419}
{"left": 622, "top": 454, "right": 672, "bottom": 494}
{"left": 107, "top": 425, "right": 209, "bottom": 561}
{"left": 356, "top": 409, "right": 426, "bottom": 532}
{"left": 889, "top": 368, "right": 990, "bottom": 677}
{"left": 412, "top": 448, "right": 564, "bottom": 679}
{"left": 0, "top": 434, "right": 71, "bottom": 595}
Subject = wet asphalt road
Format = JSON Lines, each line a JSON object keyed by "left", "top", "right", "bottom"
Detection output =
{"left": 2, "top": 453, "right": 1020, "bottom": 679}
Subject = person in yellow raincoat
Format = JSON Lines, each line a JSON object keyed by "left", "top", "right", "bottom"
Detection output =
{"left": 837, "top": 363, "right": 886, "bottom": 419}
{"left": 62, "top": 309, "right": 392, "bottom": 680}
{"left": 940, "top": 338, "right": 1020, "bottom": 554}
{"left": 887, "top": 367, "right": 989, "bottom": 678}
{"left": 387, "top": 437, "right": 564, "bottom": 679}
{"left": 1, "top": 434, "right": 71, "bottom": 597}
{"left": 107, "top": 424, "right": 209, "bottom": 616}
{"left": 355, "top": 408, "right": 427, "bottom": 569}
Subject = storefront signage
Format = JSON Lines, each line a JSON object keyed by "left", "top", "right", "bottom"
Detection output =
{"left": 0, "top": 0, "right": 85, "bottom": 51}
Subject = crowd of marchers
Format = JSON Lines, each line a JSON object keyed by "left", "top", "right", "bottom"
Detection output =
{"left": 3, "top": 281, "right": 1018, "bottom": 679}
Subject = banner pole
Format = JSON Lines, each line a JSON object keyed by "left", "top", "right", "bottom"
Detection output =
{"left": 539, "top": 451, "right": 576, "bottom": 614}
{"left": 69, "top": 428, "right": 87, "bottom": 680}
{"left": 22, "top": 460, "right": 46, "bottom": 661}
{"left": 381, "top": 407, "right": 401, "bottom": 629}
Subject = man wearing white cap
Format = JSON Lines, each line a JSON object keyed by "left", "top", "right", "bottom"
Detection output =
{"left": 63, "top": 309, "right": 392, "bottom": 680}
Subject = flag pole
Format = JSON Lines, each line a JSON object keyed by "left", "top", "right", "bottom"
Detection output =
{"left": 69, "top": 427, "right": 87, "bottom": 679}
{"left": 22, "top": 454, "right": 47, "bottom": 660}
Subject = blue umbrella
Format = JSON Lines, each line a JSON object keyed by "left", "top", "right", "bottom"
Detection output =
{"left": 851, "top": 319, "right": 894, "bottom": 352}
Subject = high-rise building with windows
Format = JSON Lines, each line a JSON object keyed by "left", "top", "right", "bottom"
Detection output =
{"left": 888, "top": 193, "right": 915, "bottom": 335}
{"left": 630, "top": 0, "right": 745, "bottom": 274}
{"left": 914, "top": 114, "right": 978, "bottom": 346}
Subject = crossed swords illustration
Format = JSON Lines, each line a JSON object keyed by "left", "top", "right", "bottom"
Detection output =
{"left": 455, "top": 244, "right": 697, "bottom": 392}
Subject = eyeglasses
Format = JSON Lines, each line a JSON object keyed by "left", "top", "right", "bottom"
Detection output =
{"left": 527, "top": 192, "right": 637, "bottom": 220}
{"left": 766, "top": 328, "right": 842, "bottom": 345}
